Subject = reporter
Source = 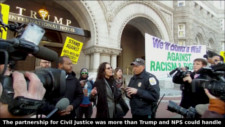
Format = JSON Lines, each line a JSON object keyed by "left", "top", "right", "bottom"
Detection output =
{"left": 173, "top": 58, "right": 209, "bottom": 109}
{"left": 0, "top": 71, "right": 46, "bottom": 118}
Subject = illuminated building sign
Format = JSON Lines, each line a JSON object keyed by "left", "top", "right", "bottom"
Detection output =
{"left": 8, "top": 6, "right": 90, "bottom": 37}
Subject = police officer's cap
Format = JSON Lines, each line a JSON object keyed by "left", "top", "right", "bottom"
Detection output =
{"left": 131, "top": 58, "right": 145, "bottom": 66}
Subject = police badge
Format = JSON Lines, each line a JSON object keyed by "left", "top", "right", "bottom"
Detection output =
{"left": 138, "top": 82, "right": 142, "bottom": 87}
{"left": 149, "top": 77, "right": 157, "bottom": 85}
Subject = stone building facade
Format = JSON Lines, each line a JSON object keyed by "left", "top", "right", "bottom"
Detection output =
{"left": 4, "top": 0, "right": 224, "bottom": 80}
{"left": 173, "top": 1, "right": 224, "bottom": 53}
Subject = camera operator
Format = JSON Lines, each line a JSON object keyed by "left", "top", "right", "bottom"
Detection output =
{"left": 39, "top": 59, "right": 51, "bottom": 69}
{"left": 0, "top": 71, "right": 46, "bottom": 118}
{"left": 211, "top": 55, "right": 224, "bottom": 65}
{"left": 173, "top": 58, "right": 209, "bottom": 109}
{"left": 201, "top": 89, "right": 225, "bottom": 118}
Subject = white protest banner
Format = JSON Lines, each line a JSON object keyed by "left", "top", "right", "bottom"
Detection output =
{"left": 145, "top": 34, "right": 206, "bottom": 80}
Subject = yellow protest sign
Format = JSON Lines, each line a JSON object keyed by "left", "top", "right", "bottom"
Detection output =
{"left": 61, "top": 36, "right": 83, "bottom": 64}
{"left": 220, "top": 51, "right": 225, "bottom": 62}
{"left": 0, "top": 3, "right": 10, "bottom": 39}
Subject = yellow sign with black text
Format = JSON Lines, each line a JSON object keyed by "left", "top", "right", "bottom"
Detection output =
{"left": 0, "top": 3, "right": 10, "bottom": 39}
{"left": 220, "top": 51, "right": 225, "bottom": 62}
{"left": 61, "top": 37, "right": 83, "bottom": 64}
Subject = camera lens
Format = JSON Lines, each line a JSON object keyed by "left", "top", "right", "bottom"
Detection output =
{"left": 34, "top": 68, "right": 66, "bottom": 98}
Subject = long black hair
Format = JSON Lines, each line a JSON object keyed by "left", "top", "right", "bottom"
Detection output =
{"left": 96, "top": 62, "right": 109, "bottom": 80}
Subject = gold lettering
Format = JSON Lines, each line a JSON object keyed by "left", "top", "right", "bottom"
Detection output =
{"left": 30, "top": 10, "right": 37, "bottom": 19}
{"left": 66, "top": 19, "right": 71, "bottom": 26}
{"left": 43, "top": 22, "right": 58, "bottom": 29}
{"left": 42, "top": 15, "right": 50, "bottom": 21}
{"left": 54, "top": 16, "right": 63, "bottom": 24}
{"left": 8, "top": 15, "right": 16, "bottom": 21}
{"left": 16, "top": 6, "right": 26, "bottom": 16}
{"left": 59, "top": 26, "right": 75, "bottom": 32}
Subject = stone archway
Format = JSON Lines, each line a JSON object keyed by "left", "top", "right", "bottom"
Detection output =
{"left": 108, "top": 3, "right": 171, "bottom": 72}
{"left": 118, "top": 17, "right": 162, "bottom": 74}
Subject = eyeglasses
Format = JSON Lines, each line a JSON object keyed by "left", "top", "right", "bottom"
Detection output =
{"left": 81, "top": 72, "right": 88, "bottom": 75}
{"left": 106, "top": 67, "right": 112, "bottom": 70}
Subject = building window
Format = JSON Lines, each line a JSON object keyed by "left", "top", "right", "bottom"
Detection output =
{"left": 178, "top": 40, "right": 185, "bottom": 46}
{"left": 178, "top": 24, "right": 185, "bottom": 38}
{"left": 178, "top": 0, "right": 185, "bottom": 7}
{"left": 208, "top": 39, "right": 214, "bottom": 50}
{"left": 195, "top": 33, "right": 203, "bottom": 45}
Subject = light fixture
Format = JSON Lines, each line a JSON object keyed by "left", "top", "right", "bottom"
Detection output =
{"left": 38, "top": 8, "right": 49, "bottom": 19}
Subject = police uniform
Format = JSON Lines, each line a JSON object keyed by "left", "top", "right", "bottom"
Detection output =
{"left": 128, "top": 70, "right": 160, "bottom": 118}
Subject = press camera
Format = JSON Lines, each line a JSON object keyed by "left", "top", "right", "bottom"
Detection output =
{"left": 167, "top": 100, "right": 199, "bottom": 118}
{"left": 0, "top": 20, "right": 66, "bottom": 115}
{"left": 170, "top": 66, "right": 191, "bottom": 84}
{"left": 191, "top": 63, "right": 225, "bottom": 101}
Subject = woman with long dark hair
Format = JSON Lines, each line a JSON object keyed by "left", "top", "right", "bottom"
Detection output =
{"left": 90, "top": 62, "right": 122, "bottom": 118}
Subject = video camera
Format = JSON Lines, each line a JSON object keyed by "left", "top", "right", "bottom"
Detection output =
{"left": 191, "top": 63, "right": 225, "bottom": 101}
{"left": 169, "top": 66, "right": 191, "bottom": 84}
{"left": 167, "top": 100, "right": 199, "bottom": 118}
{"left": 0, "top": 21, "right": 66, "bottom": 115}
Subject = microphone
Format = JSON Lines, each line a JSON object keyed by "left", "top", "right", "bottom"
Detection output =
{"left": 33, "top": 46, "right": 58, "bottom": 62}
{"left": 169, "top": 68, "right": 178, "bottom": 76}
{"left": 0, "top": 38, "right": 58, "bottom": 62}
{"left": 46, "top": 98, "right": 70, "bottom": 118}
{"left": 13, "top": 38, "right": 59, "bottom": 62}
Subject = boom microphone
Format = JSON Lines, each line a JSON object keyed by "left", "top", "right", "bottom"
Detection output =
{"left": 34, "top": 46, "right": 58, "bottom": 62}
{"left": 46, "top": 98, "right": 70, "bottom": 118}
{"left": 11, "top": 38, "right": 58, "bottom": 62}
{"left": 0, "top": 38, "right": 58, "bottom": 62}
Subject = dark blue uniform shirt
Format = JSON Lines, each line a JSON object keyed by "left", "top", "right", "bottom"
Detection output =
{"left": 128, "top": 70, "right": 160, "bottom": 116}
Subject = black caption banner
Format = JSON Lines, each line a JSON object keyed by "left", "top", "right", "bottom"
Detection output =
{"left": 1, "top": 119, "right": 224, "bottom": 126}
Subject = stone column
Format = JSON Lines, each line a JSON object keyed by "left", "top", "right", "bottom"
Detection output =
{"left": 93, "top": 52, "right": 100, "bottom": 71}
{"left": 85, "top": 55, "right": 90, "bottom": 69}
{"left": 111, "top": 55, "right": 117, "bottom": 69}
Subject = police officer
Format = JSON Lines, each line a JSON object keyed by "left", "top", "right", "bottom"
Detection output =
{"left": 125, "top": 58, "right": 160, "bottom": 119}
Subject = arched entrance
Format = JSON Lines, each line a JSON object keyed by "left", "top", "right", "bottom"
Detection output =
{"left": 118, "top": 17, "right": 162, "bottom": 75}
{"left": 5, "top": 0, "right": 90, "bottom": 72}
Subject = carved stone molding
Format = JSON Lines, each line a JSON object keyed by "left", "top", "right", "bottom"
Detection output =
{"left": 81, "top": 0, "right": 99, "bottom": 44}
{"left": 83, "top": 46, "right": 122, "bottom": 55}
